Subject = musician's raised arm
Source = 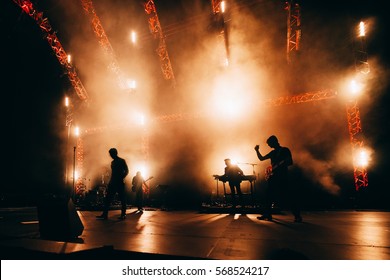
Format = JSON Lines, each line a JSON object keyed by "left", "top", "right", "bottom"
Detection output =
{"left": 254, "top": 145, "right": 270, "bottom": 161}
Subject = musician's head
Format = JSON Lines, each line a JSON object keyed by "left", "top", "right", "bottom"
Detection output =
{"left": 109, "top": 148, "right": 118, "bottom": 158}
{"left": 267, "top": 135, "right": 279, "bottom": 148}
{"left": 224, "top": 158, "right": 231, "bottom": 166}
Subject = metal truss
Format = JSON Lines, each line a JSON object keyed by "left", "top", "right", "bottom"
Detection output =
{"left": 144, "top": 0, "right": 176, "bottom": 86}
{"left": 346, "top": 101, "right": 369, "bottom": 190}
{"left": 265, "top": 89, "right": 337, "bottom": 106}
{"left": 80, "top": 0, "right": 127, "bottom": 90}
{"left": 210, "top": 0, "right": 229, "bottom": 66}
{"left": 285, "top": 0, "right": 301, "bottom": 64}
{"left": 12, "top": 0, "right": 89, "bottom": 101}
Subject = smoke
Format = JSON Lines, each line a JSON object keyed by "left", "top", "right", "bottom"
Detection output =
{"left": 294, "top": 150, "right": 340, "bottom": 195}
{"left": 38, "top": 0, "right": 386, "bottom": 203}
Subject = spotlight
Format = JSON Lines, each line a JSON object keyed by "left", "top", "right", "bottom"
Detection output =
{"left": 221, "top": 1, "right": 226, "bottom": 13}
{"left": 65, "top": 96, "right": 69, "bottom": 107}
{"left": 130, "top": 30, "right": 137, "bottom": 44}
{"left": 355, "top": 148, "right": 370, "bottom": 168}
{"left": 358, "top": 21, "right": 366, "bottom": 37}
{"left": 349, "top": 79, "right": 363, "bottom": 96}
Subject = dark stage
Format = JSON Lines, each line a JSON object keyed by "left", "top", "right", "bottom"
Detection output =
{"left": 1, "top": 205, "right": 389, "bottom": 260}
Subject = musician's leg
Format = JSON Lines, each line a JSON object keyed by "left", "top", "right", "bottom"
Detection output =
{"left": 136, "top": 189, "right": 144, "bottom": 210}
{"left": 257, "top": 183, "right": 273, "bottom": 221}
{"left": 236, "top": 184, "right": 244, "bottom": 206}
{"left": 229, "top": 185, "right": 236, "bottom": 207}
{"left": 287, "top": 185, "right": 302, "bottom": 222}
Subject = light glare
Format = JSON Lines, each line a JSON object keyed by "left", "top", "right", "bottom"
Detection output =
{"left": 137, "top": 114, "right": 145, "bottom": 126}
{"left": 74, "top": 126, "right": 80, "bottom": 137}
{"left": 349, "top": 79, "right": 362, "bottom": 96}
{"left": 221, "top": 1, "right": 226, "bottom": 13}
{"left": 358, "top": 21, "right": 366, "bottom": 37}
{"left": 355, "top": 148, "right": 369, "bottom": 167}
{"left": 128, "top": 79, "right": 137, "bottom": 90}
{"left": 65, "top": 96, "right": 69, "bottom": 107}
{"left": 131, "top": 31, "right": 137, "bottom": 44}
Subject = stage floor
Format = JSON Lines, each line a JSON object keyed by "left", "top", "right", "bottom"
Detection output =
{"left": 1, "top": 206, "right": 389, "bottom": 260}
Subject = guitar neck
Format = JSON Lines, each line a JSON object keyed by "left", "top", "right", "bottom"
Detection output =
{"left": 144, "top": 176, "right": 153, "bottom": 183}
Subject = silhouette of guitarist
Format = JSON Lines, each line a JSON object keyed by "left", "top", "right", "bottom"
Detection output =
{"left": 254, "top": 135, "right": 301, "bottom": 222}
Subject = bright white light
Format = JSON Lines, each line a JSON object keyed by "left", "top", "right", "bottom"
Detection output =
{"left": 136, "top": 113, "right": 145, "bottom": 126}
{"left": 130, "top": 31, "right": 137, "bottom": 44}
{"left": 127, "top": 79, "right": 137, "bottom": 90}
{"left": 358, "top": 21, "right": 366, "bottom": 37}
{"left": 355, "top": 148, "right": 369, "bottom": 167}
{"left": 65, "top": 96, "right": 69, "bottom": 107}
{"left": 74, "top": 126, "right": 80, "bottom": 137}
{"left": 348, "top": 79, "right": 362, "bottom": 97}
{"left": 224, "top": 153, "right": 243, "bottom": 166}
{"left": 134, "top": 164, "right": 149, "bottom": 179}
{"left": 221, "top": 1, "right": 226, "bottom": 13}
{"left": 209, "top": 69, "right": 253, "bottom": 121}
{"left": 213, "top": 90, "right": 244, "bottom": 119}
{"left": 67, "top": 54, "right": 71, "bottom": 64}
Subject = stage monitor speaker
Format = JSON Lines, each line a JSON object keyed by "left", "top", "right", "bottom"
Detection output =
{"left": 37, "top": 195, "right": 84, "bottom": 240}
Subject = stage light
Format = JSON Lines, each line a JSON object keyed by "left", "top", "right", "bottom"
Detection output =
{"left": 130, "top": 30, "right": 137, "bottom": 44}
{"left": 354, "top": 147, "right": 371, "bottom": 168}
{"left": 74, "top": 126, "right": 80, "bottom": 137}
{"left": 221, "top": 1, "right": 226, "bottom": 13}
{"left": 340, "top": 75, "right": 365, "bottom": 101}
{"left": 211, "top": 76, "right": 246, "bottom": 120}
{"left": 65, "top": 96, "right": 69, "bottom": 107}
{"left": 67, "top": 54, "right": 71, "bottom": 64}
{"left": 358, "top": 21, "right": 366, "bottom": 37}
{"left": 136, "top": 113, "right": 146, "bottom": 126}
{"left": 130, "top": 110, "right": 146, "bottom": 126}
{"left": 349, "top": 79, "right": 362, "bottom": 96}
{"left": 127, "top": 79, "right": 137, "bottom": 91}
{"left": 355, "top": 148, "right": 370, "bottom": 168}
{"left": 134, "top": 164, "right": 149, "bottom": 179}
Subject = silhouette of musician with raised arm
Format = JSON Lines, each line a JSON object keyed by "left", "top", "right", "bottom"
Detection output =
{"left": 217, "top": 158, "right": 245, "bottom": 208}
{"left": 96, "top": 148, "right": 129, "bottom": 220}
{"left": 254, "top": 135, "right": 302, "bottom": 222}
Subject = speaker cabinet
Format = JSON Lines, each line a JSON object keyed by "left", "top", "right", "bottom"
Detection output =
{"left": 37, "top": 195, "right": 84, "bottom": 240}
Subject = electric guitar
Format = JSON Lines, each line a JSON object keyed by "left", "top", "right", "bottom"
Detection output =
{"left": 132, "top": 176, "right": 154, "bottom": 192}
{"left": 264, "top": 161, "right": 286, "bottom": 181}
{"left": 142, "top": 176, "right": 154, "bottom": 194}
{"left": 264, "top": 166, "right": 273, "bottom": 181}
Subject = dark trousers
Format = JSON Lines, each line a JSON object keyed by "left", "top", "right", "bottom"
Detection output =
{"left": 229, "top": 182, "right": 243, "bottom": 206}
{"left": 262, "top": 183, "right": 277, "bottom": 218}
{"left": 103, "top": 184, "right": 127, "bottom": 216}
{"left": 135, "top": 188, "right": 144, "bottom": 210}
{"left": 263, "top": 176, "right": 301, "bottom": 219}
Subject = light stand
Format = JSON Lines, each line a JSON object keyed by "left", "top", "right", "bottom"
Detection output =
{"left": 72, "top": 146, "right": 76, "bottom": 202}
